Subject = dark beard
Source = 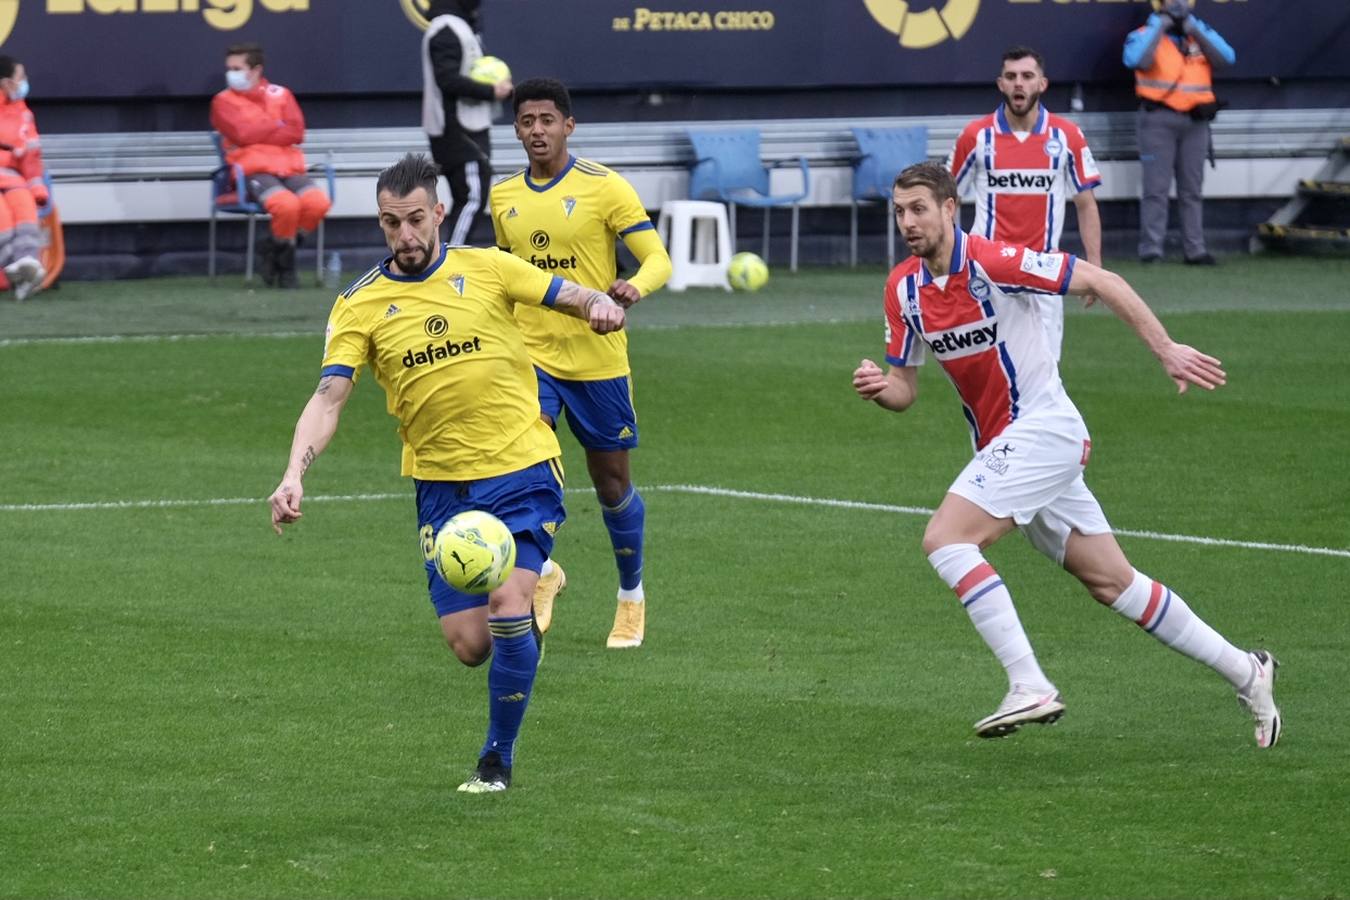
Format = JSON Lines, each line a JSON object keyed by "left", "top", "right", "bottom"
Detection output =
{"left": 1010, "top": 91, "right": 1041, "bottom": 116}
{"left": 395, "top": 241, "right": 436, "bottom": 275}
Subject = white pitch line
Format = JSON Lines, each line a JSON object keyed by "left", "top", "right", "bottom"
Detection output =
{"left": 649, "top": 483, "right": 1350, "bottom": 560}
{"left": 0, "top": 331, "right": 318, "bottom": 349}
{"left": 2, "top": 483, "right": 1346, "bottom": 560}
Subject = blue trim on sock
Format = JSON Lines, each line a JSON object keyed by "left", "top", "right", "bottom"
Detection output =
{"left": 482, "top": 616, "right": 539, "bottom": 767}
{"left": 962, "top": 580, "right": 1005, "bottom": 608}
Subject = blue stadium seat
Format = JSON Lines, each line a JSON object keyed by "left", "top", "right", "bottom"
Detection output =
{"left": 850, "top": 125, "right": 929, "bottom": 268}
{"left": 207, "top": 131, "right": 335, "bottom": 283}
{"left": 686, "top": 128, "right": 810, "bottom": 271}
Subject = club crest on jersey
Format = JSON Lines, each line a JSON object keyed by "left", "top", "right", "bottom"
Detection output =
{"left": 447, "top": 274, "right": 466, "bottom": 296}
{"left": 1043, "top": 137, "right": 1064, "bottom": 157}
{"left": 969, "top": 276, "right": 992, "bottom": 301}
{"left": 562, "top": 196, "right": 577, "bottom": 218}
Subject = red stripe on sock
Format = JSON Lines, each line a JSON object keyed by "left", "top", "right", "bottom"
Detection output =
{"left": 1136, "top": 580, "right": 1163, "bottom": 628}
{"left": 954, "top": 562, "right": 996, "bottom": 598}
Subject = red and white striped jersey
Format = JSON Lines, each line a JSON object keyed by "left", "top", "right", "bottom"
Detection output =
{"left": 883, "top": 228, "right": 1084, "bottom": 450}
{"left": 947, "top": 106, "right": 1101, "bottom": 253}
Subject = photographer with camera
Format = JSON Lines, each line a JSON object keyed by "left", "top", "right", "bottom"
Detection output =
{"left": 1124, "top": 0, "right": 1234, "bottom": 265}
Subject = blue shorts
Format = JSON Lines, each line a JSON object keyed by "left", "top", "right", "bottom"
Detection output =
{"left": 415, "top": 459, "right": 566, "bottom": 617}
{"left": 536, "top": 368, "right": 639, "bottom": 451}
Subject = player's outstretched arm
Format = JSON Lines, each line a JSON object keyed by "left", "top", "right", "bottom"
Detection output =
{"left": 854, "top": 359, "right": 918, "bottom": 411}
{"left": 552, "top": 279, "right": 627, "bottom": 334}
{"left": 1067, "top": 261, "right": 1226, "bottom": 394}
{"left": 269, "top": 374, "right": 354, "bottom": 534}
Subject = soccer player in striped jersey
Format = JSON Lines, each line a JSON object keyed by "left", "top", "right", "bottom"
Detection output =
{"left": 947, "top": 46, "right": 1102, "bottom": 362}
{"left": 268, "top": 153, "right": 627, "bottom": 792}
{"left": 490, "top": 78, "right": 672, "bottom": 650}
{"left": 853, "top": 162, "right": 1280, "bottom": 748}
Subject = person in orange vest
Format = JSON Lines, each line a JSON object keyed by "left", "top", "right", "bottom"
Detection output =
{"left": 1124, "top": 0, "right": 1233, "bottom": 265}
{"left": 0, "top": 55, "right": 48, "bottom": 301}
{"left": 210, "top": 43, "right": 331, "bottom": 288}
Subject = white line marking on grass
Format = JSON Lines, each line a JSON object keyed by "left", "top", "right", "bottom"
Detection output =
{"left": 0, "top": 493, "right": 404, "bottom": 512}
{"left": 3, "top": 483, "right": 1346, "bottom": 560}
{"left": 0, "top": 331, "right": 317, "bottom": 348}
{"left": 647, "top": 484, "right": 1350, "bottom": 560}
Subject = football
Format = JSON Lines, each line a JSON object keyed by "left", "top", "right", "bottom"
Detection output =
{"left": 433, "top": 510, "right": 517, "bottom": 594}
{"left": 468, "top": 55, "right": 511, "bottom": 86}
{"left": 727, "top": 252, "right": 769, "bottom": 292}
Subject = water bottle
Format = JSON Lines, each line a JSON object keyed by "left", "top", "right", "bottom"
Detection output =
{"left": 1070, "top": 83, "right": 1085, "bottom": 114}
{"left": 323, "top": 251, "right": 342, "bottom": 290}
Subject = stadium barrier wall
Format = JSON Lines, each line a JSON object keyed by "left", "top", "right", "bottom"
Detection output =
{"left": 43, "top": 110, "right": 1349, "bottom": 226}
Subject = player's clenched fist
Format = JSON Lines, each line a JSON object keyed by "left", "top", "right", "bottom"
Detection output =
{"left": 853, "top": 358, "right": 888, "bottom": 401}
{"left": 269, "top": 478, "right": 304, "bottom": 534}
{"left": 587, "top": 296, "right": 626, "bottom": 334}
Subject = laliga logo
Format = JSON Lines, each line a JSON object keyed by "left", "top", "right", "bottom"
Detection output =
{"left": 0, "top": 0, "right": 17, "bottom": 47}
{"left": 863, "top": 0, "right": 980, "bottom": 50}
{"left": 401, "top": 0, "right": 431, "bottom": 30}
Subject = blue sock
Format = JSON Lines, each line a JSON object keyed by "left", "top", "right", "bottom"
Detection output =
{"left": 601, "top": 486, "right": 645, "bottom": 591}
{"left": 481, "top": 615, "right": 539, "bottom": 768}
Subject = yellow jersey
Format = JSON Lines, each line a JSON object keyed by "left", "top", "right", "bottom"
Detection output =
{"left": 490, "top": 156, "right": 662, "bottom": 380}
{"left": 320, "top": 243, "right": 564, "bottom": 481}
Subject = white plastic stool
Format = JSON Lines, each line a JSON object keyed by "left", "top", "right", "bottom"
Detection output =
{"left": 657, "top": 200, "right": 733, "bottom": 292}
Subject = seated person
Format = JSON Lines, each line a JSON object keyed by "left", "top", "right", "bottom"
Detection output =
{"left": 210, "top": 42, "right": 330, "bottom": 288}
{"left": 0, "top": 54, "right": 48, "bottom": 301}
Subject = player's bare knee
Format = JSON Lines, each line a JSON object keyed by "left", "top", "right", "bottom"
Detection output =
{"left": 487, "top": 583, "right": 532, "bottom": 619}
{"left": 921, "top": 522, "right": 959, "bottom": 556}
{"left": 1077, "top": 568, "right": 1133, "bottom": 606}
{"left": 446, "top": 635, "right": 490, "bottom": 667}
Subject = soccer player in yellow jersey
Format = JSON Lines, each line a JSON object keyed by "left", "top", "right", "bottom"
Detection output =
{"left": 490, "top": 78, "right": 672, "bottom": 649}
{"left": 267, "top": 153, "right": 626, "bottom": 793}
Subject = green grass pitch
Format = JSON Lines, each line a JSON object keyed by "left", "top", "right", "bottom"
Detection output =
{"left": 1, "top": 255, "right": 1348, "bottom": 899}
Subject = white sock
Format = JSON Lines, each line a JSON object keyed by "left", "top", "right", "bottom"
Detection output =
{"left": 539, "top": 558, "right": 555, "bottom": 578}
{"left": 1109, "top": 569, "right": 1251, "bottom": 687}
{"left": 618, "top": 583, "right": 644, "bottom": 603}
{"left": 928, "top": 543, "right": 1053, "bottom": 691}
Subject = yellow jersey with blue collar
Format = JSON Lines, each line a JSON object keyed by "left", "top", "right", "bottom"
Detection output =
{"left": 490, "top": 155, "right": 654, "bottom": 379}
{"left": 321, "top": 243, "right": 564, "bottom": 481}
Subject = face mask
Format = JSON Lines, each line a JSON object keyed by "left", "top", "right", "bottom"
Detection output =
{"left": 8, "top": 78, "right": 28, "bottom": 101}
{"left": 225, "top": 70, "right": 251, "bottom": 92}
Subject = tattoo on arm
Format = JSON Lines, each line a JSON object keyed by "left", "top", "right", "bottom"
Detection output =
{"left": 299, "top": 445, "right": 316, "bottom": 475}
{"left": 315, "top": 376, "right": 336, "bottom": 396}
{"left": 553, "top": 280, "right": 610, "bottom": 320}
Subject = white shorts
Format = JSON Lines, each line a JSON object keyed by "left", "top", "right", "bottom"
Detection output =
{"left": 947, "top": 413, "right": 1111, "bottom": 564}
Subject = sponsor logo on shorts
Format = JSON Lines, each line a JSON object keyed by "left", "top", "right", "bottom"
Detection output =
{"left": 618, "top": 426, "right": 635, "bottom": 439}
{"left": 968, "top": 473, "right": 987, "bottom": 490}
{"left": 542, "top": 521, "right": 558, "bottom": 535}
{"left": 983, "top": 454, "right": 1010, "bottom": 476}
